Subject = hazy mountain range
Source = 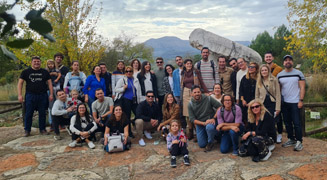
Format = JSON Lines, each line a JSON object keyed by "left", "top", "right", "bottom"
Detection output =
{"left": 144, "top": 36, "right": 251, "bottom": 61}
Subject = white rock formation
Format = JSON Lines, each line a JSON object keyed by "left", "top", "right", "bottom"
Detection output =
{"left": 189, "top": 28, "right": 262, "bottom": 63}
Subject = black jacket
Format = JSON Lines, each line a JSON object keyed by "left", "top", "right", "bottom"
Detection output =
{"left": 137, "top": 73, "right": 158, "bottom": 98}
{"left": 246, "top": 112, "right": 276, "bottom": 141}
{"left": 136, "top": 100, "right": 161, "bottom": 122}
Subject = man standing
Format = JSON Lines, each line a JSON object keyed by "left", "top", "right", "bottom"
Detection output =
{"left": 52, "top": 90, "right": 74, "bottom": 140}
{"left": 135, "top": 91, "right": 160, "bottom": 146}
{"left": 264, "top": 52, "right": 283, "bottom": 143}
{"left": 195, "top": 47, "right": 220, "bottom": 92}
{"left": 18, "top": 56, "right": 53, "bottom": 137}
{"left": 218, "top": 56, "right": 234, "bottom": 96}
{"left": 228, "top": 58, "right": 239, "bottom": 97}
{"left": 54, "top": 53, "right": 69, "bottom": 89}
{"left": 216, "top": 95, "right": 243, "bottom": 155}
{"left": 188, "top": 86, "right": 221, "bottom": 151}
{"left": 172, "top": 56, "right": 183, "bottom": 103}
{"left": 155, "top": 57, "right": 165, "bottom": 119}
{"left": 92, "top": 88, "right": 114, "bottom": 135}
{"left": 235, "top": 58, "right": 248, "bottom": 104}
{"left": 264, "top": 52, "right": 283, "bottom": 77}
{"left": 277, "top": 55, "right": 305, "bottom": 151}
{"left": 99, "top": 62, "right": 112, "bottom": 97}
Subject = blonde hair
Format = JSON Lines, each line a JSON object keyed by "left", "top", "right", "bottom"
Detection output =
{"left": 125, "top": 66, "right": 133, "bottom": 73}
{"left": 70, "top": 89, "right": 79, "bottom": 96}
{"left": 46, "top": 59, "right": 57, "bottom": 70}
{"left": 247, "top": 99, "right": 267, "bottom": 123}
{"left": 256, "top": 64, "right": 273, "bottom": 88}
{"left": 169, "top": 119, "right": 181, "bottom": 131}
{"left": 245, "top": 62, "right": 259, "bottom": 80}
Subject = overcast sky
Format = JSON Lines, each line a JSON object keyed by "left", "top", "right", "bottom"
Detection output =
{"left": 94, "top": 0, "right": 289, "bottom": 42}
{"left": 8, "top": 0, "right": 289, "bottom": 43}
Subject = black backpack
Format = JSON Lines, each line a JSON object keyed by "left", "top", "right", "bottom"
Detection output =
{"left": 220, "top": 105, "right": 236, "bottom": 122}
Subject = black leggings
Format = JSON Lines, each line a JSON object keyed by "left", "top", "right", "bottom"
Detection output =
{"left": 170, "top": 143, "right": 189, "bottom": 156}
{"left": 71, "top": 123, "right": 95, "bottom": 141}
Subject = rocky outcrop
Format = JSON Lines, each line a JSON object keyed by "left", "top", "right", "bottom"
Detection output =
{"left": 189, "top": 28, "right": 262, "bottom": 63}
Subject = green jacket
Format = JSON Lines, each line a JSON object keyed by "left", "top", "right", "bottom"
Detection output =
{"left": 188, "top": 94, "right": 221, "bottom": 123}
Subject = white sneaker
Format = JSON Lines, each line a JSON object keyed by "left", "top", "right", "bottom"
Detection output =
{"left": 294, "top": 141, "right": 303, "bottom": 151}
{"left": 261, "top": 150, "right": 272, "bottom": 161}
{"left": 269, "top": 144, "right": 275, "bottom": 151}
{"left": 87, "top": 141, "right": 95, "bottom": 149}
{"left": 144, "top": 131, "right": 152, "bottom": 139}
{"left": 276, "top": 134, "right": 282, "bottom": 144}
{"left": 139, "top": 138, "right": 146, "bottom": 147}
{"left": 69, "top": 140, "right": 77, "bottom": 148}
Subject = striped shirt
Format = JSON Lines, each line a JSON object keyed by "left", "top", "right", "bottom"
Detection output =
{"left": 195, "top": 60, "right": 219, "bottom": 92}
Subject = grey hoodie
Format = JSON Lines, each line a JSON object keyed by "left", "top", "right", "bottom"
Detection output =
{"left": 188, "top": 94, "right": 221, "bottom": 123}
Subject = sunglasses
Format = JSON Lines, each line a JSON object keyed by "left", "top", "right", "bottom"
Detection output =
{"left": 156, "top": 61, "right": 163, "bottom": 64}
{"left": 251, "top": 105, "right": 260, "bottom": 109}
{"left": 147, "top": 96, "right": 154, "bottom": 98}
{"left": 126, "top": 70, "right": 133, "bottom": 73}
{"left": 248, "top": 66, "right": 256, "bottom": 69}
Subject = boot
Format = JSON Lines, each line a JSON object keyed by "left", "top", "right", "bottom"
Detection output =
{"left": 188, "top": 128, "right": 194, "bottom": 140}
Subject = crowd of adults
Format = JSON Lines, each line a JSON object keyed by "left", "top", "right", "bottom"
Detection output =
{"left": 17, "top": 48, "right": 306, "bottom": 163}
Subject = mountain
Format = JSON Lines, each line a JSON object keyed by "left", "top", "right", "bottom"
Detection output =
{"left": 144, "top": 36, "right": 251, "bottom": 61}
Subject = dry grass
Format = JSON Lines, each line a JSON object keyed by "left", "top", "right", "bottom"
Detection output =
{"left": 305, "top": 73, "right": 327, "bottom": 102}
{"left": 0, "top": 82, "right": 19, "bottom": 101}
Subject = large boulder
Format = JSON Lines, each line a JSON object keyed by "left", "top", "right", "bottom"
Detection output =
{"left": 189, "top": 28, "right": 262, "bottom": 63}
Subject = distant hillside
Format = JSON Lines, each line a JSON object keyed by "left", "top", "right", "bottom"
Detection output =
{"left": 144, "top": 36, "right": 251, "bottom": 61}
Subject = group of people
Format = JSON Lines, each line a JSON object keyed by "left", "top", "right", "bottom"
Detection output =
{"left": 18, "top": 48, "right": 305, "bottom": 166}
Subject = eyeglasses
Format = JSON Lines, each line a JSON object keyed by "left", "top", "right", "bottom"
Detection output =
{"left": 248, "top": 66, "right": 256, "bottom": 69}
{"left": 251, "top": 105, "right": 260, "bottom": 109}
{"left": 237, "top": 61, "right": 244, "bottom": 64}
{"left": 126, "top": 70, "right": 133, "bottom": 73}
{"left": 147, "top": 96, "right": 154, "bottom": 98}
{"left": 156, "top": 61, "right": 163, "bottom": 64}
{"left": 230, "top": 62, "right": 236, "bottom": 66}
{"left": 176, "top": 58, "right": 182, "bottom": 61}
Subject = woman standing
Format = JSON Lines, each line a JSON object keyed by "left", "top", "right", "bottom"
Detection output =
{"left": 83, "top": 65, "right": 106, "bottom": 113}
{"left": 239, "top": 62, "right": 259, "bottom": 126}
{"left": 255, "top": 64, "right": 281, "bottom": 143}
{"left": 63, "top": 61, "right": 86, "bottom": 95}
{"left": 162, "top": 64, "right": 175, "bottom": 94}
{"left": 157, "top": 93, "right": 180, "bottom": 138}
{"left": 137, "top": 61, "right": 158, "bottom": 101}
{"left": 104, "top": 105, "right": 131, "bottom": 151}
{"left": 112, "top": 60, "right": 125, "bottom": 99}
{"left": 69, "top": 103, "right": 98, "bottom": 149}
{"left": 131, "top": 59, "right": 141, "bottom": 79}
{"left": 181, "top": 59, "right": 208, "bottom": 140}
{"left": 115, "top": 66, "right": 142, "bottom": 137}
{"left": 239, "top": 99, "right": 275, "bottom": 162}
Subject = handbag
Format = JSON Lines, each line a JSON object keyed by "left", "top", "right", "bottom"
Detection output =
{"left": 106, "top": 133, "right": 124, "bottom": 153}
{"left": 114, "top": 79, "right": 126, "bottom": 106}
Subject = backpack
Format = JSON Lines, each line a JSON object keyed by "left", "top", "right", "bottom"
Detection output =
{"left": 197, "top": 60, "right": 216, "bottom": 80}
{"left": 67, "top": 72, "right": 84, "bottom": 87}
{"left": 220, "top": 105, "right": 236, "bottom": 122}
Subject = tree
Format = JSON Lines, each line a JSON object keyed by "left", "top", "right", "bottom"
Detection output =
{"left": 249, "top": 31, "right": 274, "bottom": 60}
{"left": 286, "top": 0, "right": 327, "bottom": 71}
{"left": 272, "top": 24, "right": 292, "bottom": 65}
{"left": 101, "top": 33, "right": 153, "bottom": 72}
{"left": 12, "top": 0, "right": 106, "bottom": 73}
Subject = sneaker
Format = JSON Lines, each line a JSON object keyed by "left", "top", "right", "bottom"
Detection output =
{"left": 171, "top": 156, "right": 177, "bottom": 168}
{"left": 183, "top": 155, "right": 190, "bottom": 166}
{"left": 204, "top": 143, "right": 214, "bottom": 152}
{"left": 65, "top": 126, "right": 72, "bottom": 136}
{"left": 40, "top": 130, "right": 49, "bottom": 135}
{"left": 139, "top": 138, "right": 146, "bottom": 147}
{"left": 100, "top": 138, "right": 105, "bottom": 145}
{"left": 88, "top": 141, "right": 95, "bottom": 149}
{"left": 261, "top": 150, "right": 272, "bottom": 161}
{"left": 54, "top": 134, "right": 61, "bottom": 140}
{"left": 252, "top": 156, "right": 260, "bottom": 162}
{"left": 69, "top": 140, "right": 77, "bottom": 148}
{"left": 282, "top": 139, "right": 296, "bottom": 147}
{"left": 24, "top": 131, "right": 30, "bottom": 137}
{"left": 269, "top": 144, "right": 275, "bottom": 151}
{"left": 144, "top": 131, "right": 152, "bottom": 139}
{"left": 232, "top": 150, "right": 239, "bottom": 156}
{"left": 276, "top": 134, "right": 282, "bottom": 144}
{"left": 294, "top": 141, "right": 303, "bottom": 151}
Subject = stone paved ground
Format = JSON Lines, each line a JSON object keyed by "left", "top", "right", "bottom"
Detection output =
{"left": 0, "top": 126, "right": 327, "bottom": 180}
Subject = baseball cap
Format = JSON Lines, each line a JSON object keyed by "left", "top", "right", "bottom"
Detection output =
{"left": 283, "top": 55, "right": 293, "bottom": 61}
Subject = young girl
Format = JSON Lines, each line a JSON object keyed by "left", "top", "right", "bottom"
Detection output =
{"left": 166, "top": 120, "right": 190, "bottom": 168}
{"left": 67, "top": 89, "right": 82, "bottom": 114}
{"left": 46, "top": 59, "right": 61, "bottom": 92}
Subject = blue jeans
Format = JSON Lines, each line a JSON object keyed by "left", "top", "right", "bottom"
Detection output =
{"left": 24, "top": 93, "right": 48, "bottom": 132}
{"left": 196, "top": 123, "right": 218, "bottom": 148}
{"left": 282, "top": 102, "right": 302, "bottom": 142}
{"left": 220, "top": 125, "right": 244, "bottom": 153}
{"left": 87, "top": 96, "right": 95, "bottom": 114}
